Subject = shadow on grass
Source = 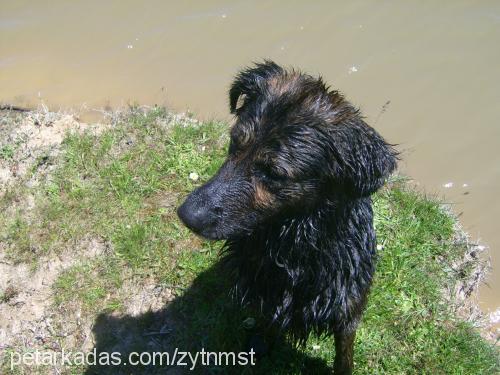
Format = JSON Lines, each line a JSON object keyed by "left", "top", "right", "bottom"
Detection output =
{"left": 84, "top": 260, "right": 332, "bottom": 375}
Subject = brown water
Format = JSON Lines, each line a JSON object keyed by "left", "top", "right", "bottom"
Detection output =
{"left": 1, "top": 1, "right": 499, "bottom": 315}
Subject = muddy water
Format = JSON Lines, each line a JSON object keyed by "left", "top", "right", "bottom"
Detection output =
{"left": 1, "top": 1, "right": 499, "bottom": 314}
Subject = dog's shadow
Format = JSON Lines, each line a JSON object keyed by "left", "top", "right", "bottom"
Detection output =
{"left": 84, "top": 260, "right": 332, "bottom": 374}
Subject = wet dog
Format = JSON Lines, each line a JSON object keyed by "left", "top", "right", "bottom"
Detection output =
{"left": 177, "top": 61, "right": 397, "bottom": 374}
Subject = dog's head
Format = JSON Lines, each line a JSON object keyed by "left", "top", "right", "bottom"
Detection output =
{"left": 177, "top": 61, "right": 397, "bottom": 240}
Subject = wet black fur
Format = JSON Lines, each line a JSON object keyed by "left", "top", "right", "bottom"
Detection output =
{"left": 177, "top": 61, "right": 397, "bottom": 373}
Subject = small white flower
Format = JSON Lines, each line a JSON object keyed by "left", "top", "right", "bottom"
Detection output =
{"left": 348, "top": 66, "right": 358, "bottom": 74}
{"left": 443, "top": 182, "right": 453, "bottom": 188}
{"left": 189, "top": 172, "right": 199, "bottom": 181}
{"left": 376, "top": 244, "right": 384, "bottom": 251}
{"left": 312, "top": 345, "right": 321, "bottom": 350}
{"left": 127, "top": 44, "right": 133, "bottom": 49}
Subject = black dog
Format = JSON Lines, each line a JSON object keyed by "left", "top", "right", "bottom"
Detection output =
{"left": 177, "top": 61, "right": 397, "bottom": 374}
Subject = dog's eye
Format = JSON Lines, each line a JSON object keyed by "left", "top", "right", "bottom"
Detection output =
{"left": 255, "top": 163, "right": 284, "bottom": 183}
{"left": 256, "top": 169, "right": 271, "bottom": 181}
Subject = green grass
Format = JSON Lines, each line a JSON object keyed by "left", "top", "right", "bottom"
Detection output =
{"left": 53, "top": 258, "right": 123, "bottom": 314}
{"left": 0, "top": 107, "right": 498, "bottom": 374}
{"left": 0, "top": 144, "right": 15, "bottom": 160}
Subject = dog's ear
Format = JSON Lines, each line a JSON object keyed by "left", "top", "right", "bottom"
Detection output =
{"left": 327, "top": 120, "right": 398, "bottom": 197}
{"left": 229, "top": 60, "right": 283, "bottom": 114}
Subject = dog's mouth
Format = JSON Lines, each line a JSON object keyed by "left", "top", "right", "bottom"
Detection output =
{"left": 190, "top": 226, "right": 224, "bottom": 241}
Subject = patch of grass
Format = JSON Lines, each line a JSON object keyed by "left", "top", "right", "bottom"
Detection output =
{"left": 5, "top": 215, "right": 33, "bottom": 259}
{"left": 1, "top": 108, "right": 497, "bottom": 374}
{"left": 3, "top": 109, "right": 226, "bottom": 264}
{"left": 0, "top": 144, "right": 15, "bottom": 160}
{"left": 53, "top": 257, "right": 123, "bottom": 314}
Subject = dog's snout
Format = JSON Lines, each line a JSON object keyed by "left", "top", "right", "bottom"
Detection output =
{"left": 177, "top": 199, "right": 218, "bottom": 236}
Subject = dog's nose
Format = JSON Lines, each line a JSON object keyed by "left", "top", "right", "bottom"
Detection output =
{"left": 177, "top": 200, "right": 216, "bottom": 234}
